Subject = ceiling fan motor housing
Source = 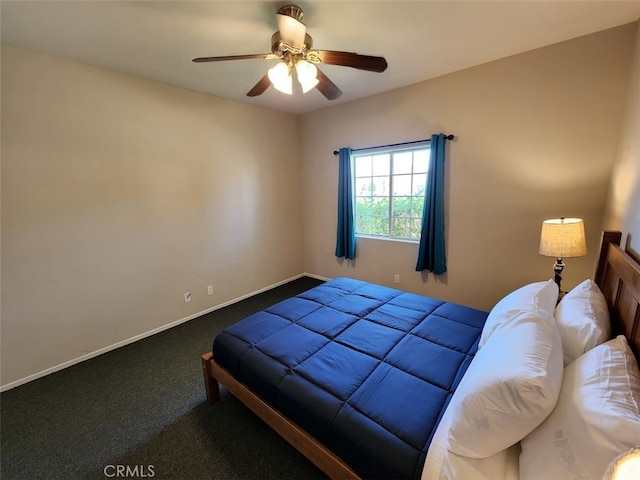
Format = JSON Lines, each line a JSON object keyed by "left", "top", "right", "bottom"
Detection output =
{"left": 277, "top": 5, "right": 304, "bottom": 22}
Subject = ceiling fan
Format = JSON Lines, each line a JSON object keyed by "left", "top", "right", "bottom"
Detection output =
{"left": 192, "top": 4, "right": 388, "bottom": 100}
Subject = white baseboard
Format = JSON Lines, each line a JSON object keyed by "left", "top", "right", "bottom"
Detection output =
{"left": 301, "top": 272, "right": 331, "bottom": 281}
{"left": 0, "top": 272, "right": 327, "bottom": 392}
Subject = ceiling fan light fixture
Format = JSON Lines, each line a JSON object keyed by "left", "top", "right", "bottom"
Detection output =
{"left": 268, "top": 62, "right": 292, "bottom": 94}
{"left": 299, "top": 77, "right": 319, "bottom": 94}
{"left": 295, "top": 60, "right": 319, "bottom": 93}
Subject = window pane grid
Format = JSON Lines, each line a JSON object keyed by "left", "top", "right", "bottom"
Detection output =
{"left": 354, "top": 146, "right": 429, "bottom": 241}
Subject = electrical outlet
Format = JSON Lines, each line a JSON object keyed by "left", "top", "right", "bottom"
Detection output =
{"left": 207, "top": 285, "right": 214, "bottom": 295}
{"left": 184, "top": 292, "right": 192, "bottom": 303}
{"left": 394, "top": 274, "right": 400, "bottom": 284}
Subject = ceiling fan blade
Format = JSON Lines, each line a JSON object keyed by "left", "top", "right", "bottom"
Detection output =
{"left": 316, "top": 50, "right": 388, "bottom": 73}
{"left": 246, "top": 74, "right": 271, "bottom": 97}
{"left": 192, "top": 54, "right": 274, "bottom": 63}
{"left": 315, "top": 68, "right": 342, "bottom": 100}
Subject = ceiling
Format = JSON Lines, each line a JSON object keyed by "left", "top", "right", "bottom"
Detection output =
{"left": 2, "top": 1, "right": 640, "bottom": 115}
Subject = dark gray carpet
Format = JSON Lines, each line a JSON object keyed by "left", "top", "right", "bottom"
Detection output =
{"left": 1, "top": 276, "right": 327, "bottom": 480}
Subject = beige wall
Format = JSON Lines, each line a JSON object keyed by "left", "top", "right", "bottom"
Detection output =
{"left": 1, "top": 45, "right": 303, "bottom": 387}
{"left": 300, "top": 23, "right": 636, "bottom": 311}
{"left": 603, "top": 21, "right": 640, "bottom": 256}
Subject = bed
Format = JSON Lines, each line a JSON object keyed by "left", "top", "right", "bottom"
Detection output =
{"left": 201, "top": 230, "right": 640, "bottom": 479}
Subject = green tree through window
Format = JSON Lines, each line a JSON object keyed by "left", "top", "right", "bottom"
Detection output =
{"left": 354, "top": 145, "right": 429, "bottom": 241}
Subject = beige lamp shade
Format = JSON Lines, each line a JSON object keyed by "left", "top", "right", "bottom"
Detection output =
{"left": 539, "top": 218, "right": 587, "bottom": 258}
{"left": 603, "top": 447, "right": 640, "bottom": 480}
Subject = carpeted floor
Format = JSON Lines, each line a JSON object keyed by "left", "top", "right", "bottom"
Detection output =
{"left": 1, "top": 276, "right": 327, "bottom": 480}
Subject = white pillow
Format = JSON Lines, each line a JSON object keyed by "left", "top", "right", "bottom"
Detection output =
{"left": 520, "top": 335, "right": 640, "bottom": 480}
{"left": 479, "top": 279, "right": 558, "bottom": 348}
{"left": 554, "top": 278, "right": 611, "bottom": 365}
{"left": 447, "top": 309, "right": 563, "bottom": 458}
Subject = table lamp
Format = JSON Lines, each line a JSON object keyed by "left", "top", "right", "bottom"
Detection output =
{"left": 603, "top": 447, "right": 640, "bottom": 480}
{"left": 539, "top": 217, "right": 587, "bottom": 292}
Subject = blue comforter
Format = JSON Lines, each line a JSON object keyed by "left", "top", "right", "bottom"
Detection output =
{"left": 213, "top": 277, "right": 487, "bottom": 479}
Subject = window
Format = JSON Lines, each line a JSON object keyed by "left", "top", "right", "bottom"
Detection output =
{"left": 353, "top": 144, "right": 430, "bottom": 241}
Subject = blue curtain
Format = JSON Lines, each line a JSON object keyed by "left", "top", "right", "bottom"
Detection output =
{"left": 416, "top": 134, "right": 448, "bottom": 273}
{"left": 335, "top": 147, "right": 356, "bottom": 260}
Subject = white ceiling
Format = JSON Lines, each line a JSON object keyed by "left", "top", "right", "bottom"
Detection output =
{"left": 2, "top": 1, "right": 640, "bottom": 115}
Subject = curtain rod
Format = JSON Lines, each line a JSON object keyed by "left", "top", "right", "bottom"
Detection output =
{"left": 332, "top": 134, "right": 454, "bottom": 156}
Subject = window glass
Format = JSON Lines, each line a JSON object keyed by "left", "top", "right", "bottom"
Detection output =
{"left": 353, "top": 144, "right": 430, "bottom": 241}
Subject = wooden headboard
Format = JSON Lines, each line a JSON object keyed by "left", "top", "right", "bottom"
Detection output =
{"left": 594, "top": 231, "right": 640, "bottom": 361}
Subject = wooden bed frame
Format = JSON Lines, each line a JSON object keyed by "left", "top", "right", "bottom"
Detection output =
{"left": 595, "top": 231, "right": 640, "bottom": 360}
{"left": 201, "top": 230, "right": 640, "bottom": 480}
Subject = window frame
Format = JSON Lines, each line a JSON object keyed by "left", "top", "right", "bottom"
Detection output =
{"left": 352, "top": 141, "right": 430, "bottom": 243}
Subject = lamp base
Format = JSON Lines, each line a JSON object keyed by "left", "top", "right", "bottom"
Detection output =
{"left": 552, "top": 257, "right": 565, "bottom": 292}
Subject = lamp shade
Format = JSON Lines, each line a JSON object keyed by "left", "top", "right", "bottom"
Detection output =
{"left": 604, "top": 447, "right": 640, "bottom": 480}
{"left": 539, "top": 218, "right": 587, "bottom": 258}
